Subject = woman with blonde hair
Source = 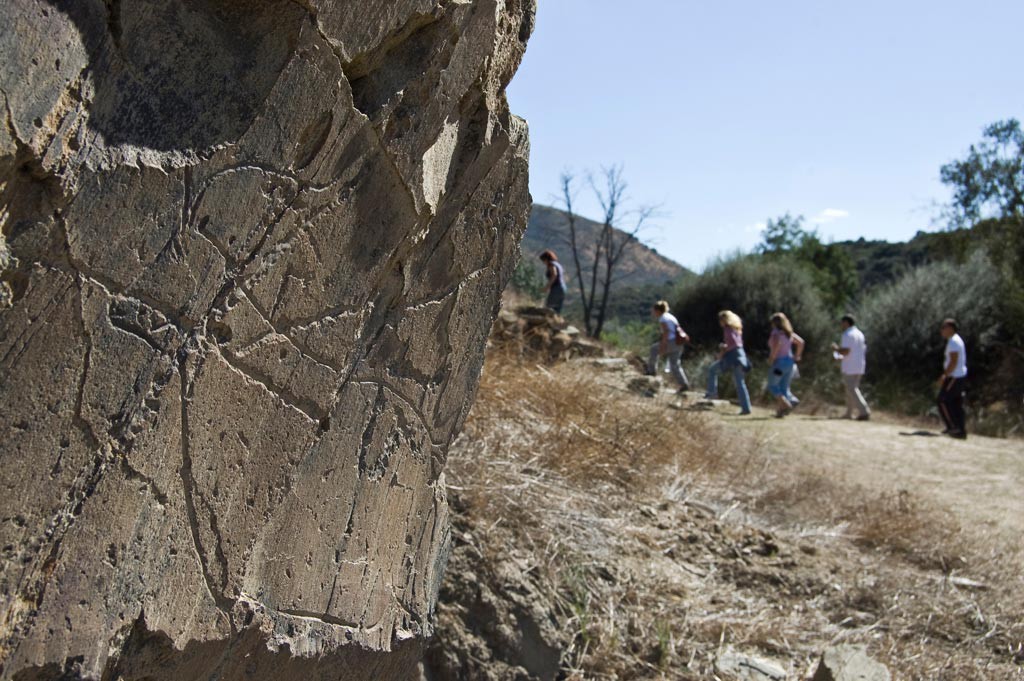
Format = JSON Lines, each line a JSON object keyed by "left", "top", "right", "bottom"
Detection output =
{"left": 768, "top": 312, "right": 804, "bottom": 417}
{"left": 704, "top": 310, "right": 752, "bottom": 415}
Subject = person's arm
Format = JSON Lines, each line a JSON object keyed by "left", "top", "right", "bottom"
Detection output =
{"left": 544, "top": 263, "right": 554, "bottom": 292}
{"left": 717, "top": 329, "right": 730, "bottom": 359}
{"left": 939, "top": 351, "right": 959, "bottom": 384}
{"left": 831, "top": 335, "right": 851, "bottom": 358}
{"left": 792, "top": 333, "right": 805, "bottom": 362}
{"left": 659, "top": 321, "right": 670, "bottom": 355}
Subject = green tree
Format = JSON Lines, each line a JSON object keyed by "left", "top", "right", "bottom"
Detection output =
{"left": 757, "top": 214, "right": 857, "bottom": 312}
{"left": 940, "top": 120, "right": 1024, "bottom": 343}
{"left": 757, "top": 213, "right": 807, "bottom": 255}
{"left": 940, "top": 119, "right": 1024, "bottom": 227}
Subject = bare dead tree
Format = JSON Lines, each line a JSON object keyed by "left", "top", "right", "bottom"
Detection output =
{"left": 558, "top": 166, "right": 653, "bottom": 339}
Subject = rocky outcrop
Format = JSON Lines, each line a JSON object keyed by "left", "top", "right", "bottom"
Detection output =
{"left": 0, "top": 0, "right": 533, "bottom": 678}
{"left": 490, "top": 305, "right": 604, "bottom": 361}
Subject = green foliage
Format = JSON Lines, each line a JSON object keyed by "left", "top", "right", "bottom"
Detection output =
{"left": 600, "top": 318, "right": 656, "bottom": 356}
{"left": 510, "top": 258, "right": 544, "bottom": 300}
{"left": 940, "top": 119, "right": 1024, "bottom": 227}
{"left": 673, "top": 254, "right": 834, "bottom": 358}
{"left": 856, "top": 251, "right": 1004, "bottom": 392}
{"left": 757, "top": 213, "right": 807, "bottom": 254}
{"left": 757, "top": 213, "right": 858, "bottom": 311}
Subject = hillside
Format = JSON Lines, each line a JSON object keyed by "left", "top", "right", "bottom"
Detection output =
{"left": 518, "top": 205, "right": 693, "bottom": 322}
{"left": 835, "top": 220, "right": 1018, "bottom": 291}
{"left": 523, "top": 204, "right": 692, "bottom": 288}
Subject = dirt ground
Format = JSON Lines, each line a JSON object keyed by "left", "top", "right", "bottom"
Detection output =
{"left": 720, "top": 405, "right": 1024, "bottom": 543}
{"left": 425, "top": 355, "right": 1024, "bottom": 680}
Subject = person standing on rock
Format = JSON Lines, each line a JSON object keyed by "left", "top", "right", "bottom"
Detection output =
{"left": 704, "top": 310, "right": 752, "bottom": 415}
{"left": 539, "top": 250, "right": 567, "bottom": 314}
{"left": 831, "top": 314, "right": 870, "bottom": 421}
{"left": 767, "top": 312, "right": 804, "bottom": 418}
{"left": 646, "top": 300, "right": 690, "bottom": 394}
{"left": 937, "top": 318, "right": 968, "bottom": 439}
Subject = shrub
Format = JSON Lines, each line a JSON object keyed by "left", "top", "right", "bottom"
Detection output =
{"left": 509, "top": 257, "right": 545, "bottom": 300}
{"left": 672, "top": 254, "right": 834, "bottom": 359}
{"left": 856, "top": 251, "right": 1004, "bottom": 398}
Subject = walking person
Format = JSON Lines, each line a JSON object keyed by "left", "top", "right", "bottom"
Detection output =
{"left": 767, "top": 313, "right": 804, "bottom": 418}
{"left": 937, "top": 318, "right": 968, "bottom": 439}
{"left": 539, "top": 250, "right": 567, "bottom": 314}
{"left": 704, "top": 310, "right": 752, "bottom": 415}
{"left": 831, "top": 314, "right": 870, "bottom": 421}
{"left": 646, "top": 301, "right": 690, "bottom": 394}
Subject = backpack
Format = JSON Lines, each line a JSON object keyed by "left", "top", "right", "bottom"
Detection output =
{"left": 674, "top": 324, "right": 689, "bottom": 346}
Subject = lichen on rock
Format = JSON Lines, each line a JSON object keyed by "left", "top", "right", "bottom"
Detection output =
{"left": 0, "top": 0, "right": 534, "bottom": 677}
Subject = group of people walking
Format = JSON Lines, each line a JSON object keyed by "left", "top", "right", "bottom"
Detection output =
{"left": 643, "top": 302, "right": 969, "bottom": 437}
{"left": 539, "top": 249, "right": 970, "bottom": 438}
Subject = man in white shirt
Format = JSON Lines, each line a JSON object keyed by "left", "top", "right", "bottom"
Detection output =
{"left": 831, "top": 314, "right": 870, "bottom": 421}
{"left": 937, "top": 318, "right": 968, "bottom": 439}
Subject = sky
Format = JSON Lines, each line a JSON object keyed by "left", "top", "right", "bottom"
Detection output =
{"left": 506, "top": 0, "right": 1024, "bottom": 272}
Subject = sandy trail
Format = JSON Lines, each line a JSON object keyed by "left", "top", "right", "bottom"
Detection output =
{"left": 717, "top": 404, "right": 1024, "bottom": 541}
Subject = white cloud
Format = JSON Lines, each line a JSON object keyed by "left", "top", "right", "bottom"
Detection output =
{"left": 812, "top": 208, "right": 850, "bottom": 224}
{"left": 743, "top": 221, "right": 767, "bottom": 234}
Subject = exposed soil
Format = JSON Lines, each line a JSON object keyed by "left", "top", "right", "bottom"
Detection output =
{"left": 721, "top": 408, "right": 1023, "bottom": 541}
{"left": 424, "top": 354, "right": 1024, "bottom": 681}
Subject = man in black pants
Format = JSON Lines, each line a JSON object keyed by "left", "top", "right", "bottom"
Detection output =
{"left": 937, "top": 318, "right": 968, "bottom": 439}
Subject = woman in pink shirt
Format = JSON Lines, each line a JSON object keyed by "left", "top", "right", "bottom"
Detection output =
{"left": 704, "top": 310, "right": 752, "bottom": 415}
{"left": 768, "top": 312, "right": 804, "bottom": 417}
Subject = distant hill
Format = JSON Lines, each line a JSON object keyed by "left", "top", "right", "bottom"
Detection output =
{"left": 518, "top": 205, "right": 693, "bottom": 322}
{"left": 523, "top": 204, "right": 691, "bottom": 287}
{"left": 835, "top": 225, "right": 998, "bottom": 292}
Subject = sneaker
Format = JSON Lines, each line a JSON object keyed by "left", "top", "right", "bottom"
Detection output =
{"left": 947, "top": 430, "right": 967, "bottom": 440}
{"left": 676, "top": 386, "right": 689, "bottom": 395}
{"left": 856, "top": 414, "right": 871, "bottom": 422}
{"left": 737, "top": 410, "right": 751, "bottom": 416}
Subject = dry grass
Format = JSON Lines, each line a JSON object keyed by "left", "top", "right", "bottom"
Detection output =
{"left": 435, "top": 350, "right": 1024, "bottom": 680}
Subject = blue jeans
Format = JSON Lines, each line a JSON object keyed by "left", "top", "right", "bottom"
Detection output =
{"left": 705, "top": 348, "right": 751, "bottom": 413}
{"left": 768, "top": 356, "right": 795, "bottom": 397}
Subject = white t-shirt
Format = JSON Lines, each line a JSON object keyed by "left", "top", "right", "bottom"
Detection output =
{"left": 839, "top": 326, "right": 867, "bottom": 375}
{"left": 659, "top": 312, "right": 680, "bottom": 342}
{"left": 944, "top": 333, "right": 968, "bottom": 378}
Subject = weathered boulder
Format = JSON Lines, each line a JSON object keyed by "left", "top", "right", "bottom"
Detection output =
{"left": 489, "top": 305, "right": 605, "bottom": 362}
{"left": 0, "top": 0, "right": 534, "bottom": 678}
{"left": 812, "top": 645, "right": 892, "bottom": 681}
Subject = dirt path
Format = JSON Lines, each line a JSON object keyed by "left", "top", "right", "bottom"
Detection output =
{"left": 708, "top": 401, "right": 1024, "bottom": 542}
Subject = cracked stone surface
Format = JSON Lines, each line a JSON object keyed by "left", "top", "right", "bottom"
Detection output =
{"left": 0, "top": 0, "right": 534, "bottom": 677}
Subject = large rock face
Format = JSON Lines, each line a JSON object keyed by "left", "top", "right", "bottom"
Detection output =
{"left": 0, "top": 0, "right": 533, "bottom": 677}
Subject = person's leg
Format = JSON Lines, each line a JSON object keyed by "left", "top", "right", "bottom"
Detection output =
{"left": 732, "top": 364, "right": 752, "bottom": 414}
{"left": 777, "top": 361, "right": 795, "bottom": 414}
{"left": 647, "top": 342, "right": 660, "bottom": 375}
{"left": 849, "top": 374, "right": 870, "bottom": 418}
{"left": 705, "top": 360, "right": 721, "bottom": 398}
{"left": 841, "top": 374, "right": 856, "bottom": 418}
{"left": 937, "top": 380, "right": 954, "bottom": 432}
{"left": 769, "top": 360, "right": 793, "bottom": 415}
{"left": 948, "top": 378, "right": 967, "bottom": 436}
{"left": 668, "top": 348, "right": 688, "bottom": 390}
{"left": 546, "top": 287, "right": 565, "bottom": 313}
